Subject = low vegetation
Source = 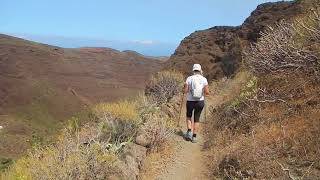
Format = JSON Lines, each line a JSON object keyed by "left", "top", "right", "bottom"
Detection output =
{"left": 145, "top": 71, "right": 184, "bottom": 105}
{"left": 246, "top": 8, "right": 320, "bottom": 78}
{"left": 1, "top": 71, "right": 183, "bottom": 179}
{"left": 207, "top": 7, "right": 320, "bottom": 179}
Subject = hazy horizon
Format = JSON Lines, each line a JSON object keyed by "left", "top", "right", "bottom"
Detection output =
{"left": 1, "top": 0, "right": 287, "bottom": 56}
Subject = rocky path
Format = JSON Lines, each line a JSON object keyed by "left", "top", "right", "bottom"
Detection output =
{"left": 140, "top": 73, "right": 249, "bottom": 180}
{"left": 155, "top": 96, "right": 218, "bottom": 180}
{"left": 155, "top": 132, "right": 210, "bottom": 180}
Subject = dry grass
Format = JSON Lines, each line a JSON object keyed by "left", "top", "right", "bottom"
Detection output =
{"left": 206, "top": 8, "right": 320, "bottom": 178}
{"left": 91, "top": 101, "right": 141, "bottom": 144}
{"left": 2, "top": 92, "right": 177, "bottom": 179}
{"left": 1, "top": 129, "right": 121, "bottom": 180}
{"left": 93, "top": 101, "right": 139, "bottom": 121}
{"left": 208, "top": 110, "right": 320, "bottom": 179}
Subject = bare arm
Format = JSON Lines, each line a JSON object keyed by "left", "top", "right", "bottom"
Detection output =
{"left": 204, "top": 85, "right": 210, "bottom": 96}
{"left": 183, "top": 83, "right": 189, "bottom": 94}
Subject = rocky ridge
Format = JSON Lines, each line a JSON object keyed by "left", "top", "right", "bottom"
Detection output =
{"left": 165, "top": 1, "right": 303, "bottom": 80}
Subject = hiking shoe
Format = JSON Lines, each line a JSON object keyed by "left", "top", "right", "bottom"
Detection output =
{"left": 192, "top": 136, "right": 197, "bottom": 143}
{"left": 184, "top": 131, "right": 193, "bottom": 141}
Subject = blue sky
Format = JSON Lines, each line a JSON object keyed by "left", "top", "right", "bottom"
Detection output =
{"left": 1, "top": 0, "right": 284, "bottom": 56}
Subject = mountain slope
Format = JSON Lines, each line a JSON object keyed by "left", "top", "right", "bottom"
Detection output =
{"left": 0, "top": 34, "right": 162, "bottom": 160}
{"left": 165, "top": 1, "right": 303, "bottom": 80}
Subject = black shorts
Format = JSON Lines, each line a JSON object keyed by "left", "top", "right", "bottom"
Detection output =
{"left": 186, "top": 101, "right": 205, "bottom": 122}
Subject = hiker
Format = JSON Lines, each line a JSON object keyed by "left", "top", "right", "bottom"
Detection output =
{"left": 184, "top": 64, "right": 209, "bottom": 143}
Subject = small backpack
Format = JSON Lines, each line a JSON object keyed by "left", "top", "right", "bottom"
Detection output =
{"left": 191, "top": 75, "right": 203, "bottom": 99}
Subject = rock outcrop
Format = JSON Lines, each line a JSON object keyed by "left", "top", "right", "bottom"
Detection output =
{"left": 165, "top": 1, "right": 304, "bottom": 80}
{"left": 118, "top": 143, "right": 147, "bottom": 180}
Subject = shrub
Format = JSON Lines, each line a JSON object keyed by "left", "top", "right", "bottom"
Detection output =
{"left": 133, "top": 94, "right": 175, "bottom": 151}
{"left": 2, "top": 94, "right": 177, "bottom": 179}
{"left": 229, "top": 76, "right": 258, "bottom": 108}
{"left": 92, "top": 101, "right": 141, "bottom": 144}
{"left": 93, "top": 101, "right": 138, "bottom": 121}
{"left": 134, "top": 94, "right": 159, "bottom": 123}
{"left": 0, "top": 158, "right": 13, "bottom": 172}
{"left": 140, "top": 114, "right": 175, "bottom": 151}
{"left": 1, "top": 131, "right": 120, "bottom": 180}
{"left": 145, "top": 71, "right": 184, "bottom": 105}
{"left": 245, "top": 9, "right": 320, "bottom": 78}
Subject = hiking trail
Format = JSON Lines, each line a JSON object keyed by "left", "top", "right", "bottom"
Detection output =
{"left": 153, "top": 95, "right": 221, "bottom": 180}
{"left": 140, "top": 77, "right": 243, "bottom": 180}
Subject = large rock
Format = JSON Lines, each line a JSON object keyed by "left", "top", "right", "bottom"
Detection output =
{"left": 135, "top": 134, "right": 150, "bottom": 147}
{"left": 118, "top": 143, "right": 147, "bottom": 180}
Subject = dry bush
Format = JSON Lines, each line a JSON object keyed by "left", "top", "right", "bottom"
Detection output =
{"left": 207, "top": 73, "right": 320, "bottom": 179}
{"left": 2, "top": 95, "right": 176, "bottom": 179}
{"left": 245, "top": 9, "right": 320, "bottom": 77}
{"left": 207, "top": 6, "right": 320, "bottom": 180}
{"left": 92, "top": 101, "right": 141, "bottom": 144}
{"left": 1, "top": 130, "right": 121, "bottom": 180}
{"left": 208, "top": 114, "right": 320, "bottom": 179}
{"left": 134, "top": 94, "right": 175, "bottom": 151}
{"left": 140, "top": 114, "right": 175, "bottom": 151}
{"left": 294, "top": 8, "right": 320, "bottom": 42}
{"left": 134, "top": 94, "right": 159, "bottom": 123}
{"left": 210, "top": 75, "right": 261, "bottom": 134}
{"left": 145, "top": 71, "right": 184, "bottom": 105}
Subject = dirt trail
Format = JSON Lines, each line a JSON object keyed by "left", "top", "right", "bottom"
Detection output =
{"left": 155, "top": 95, "right": 219, "bottom": 180}
{"left": 140, "top": 73, "right": 249, "bottom": 180}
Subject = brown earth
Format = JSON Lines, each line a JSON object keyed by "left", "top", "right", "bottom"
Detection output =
{"left": 206, "top": 72, "right": 320, "bottom": 179}
{"left": 0, "top": 34, "right": 163, "bottom": 160}
{"left": 165, "top": 1, "right": 304, "bottom": 80}
{"left": 139, "top": 71, "right": 251, "bottom": 180}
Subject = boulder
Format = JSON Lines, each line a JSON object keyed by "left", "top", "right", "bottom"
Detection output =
{"left": 121, "top": 143, "right": 147, "bottom": 164}
{"left": 135, "top": 134, "right": 150, "bottom": 147}
{"left": 117, "top": 143, "right": 147, "bottom": 180}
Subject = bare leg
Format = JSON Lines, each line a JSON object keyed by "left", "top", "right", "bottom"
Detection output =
{"left": 193, "top": 122, "right": 200, "bottom": 134}
{"left": 186, "top": 117, "right": 192, "bottom": 130}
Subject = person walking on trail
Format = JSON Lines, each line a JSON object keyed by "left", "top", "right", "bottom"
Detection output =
{"left": 183, "top": 64, "right": 209, "bottom": 143}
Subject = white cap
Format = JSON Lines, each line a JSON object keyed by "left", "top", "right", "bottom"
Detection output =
{"left": 192, "top": 64, "right": 202, "bottom": 72}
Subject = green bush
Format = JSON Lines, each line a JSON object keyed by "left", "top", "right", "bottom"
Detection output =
{"left": 0, "top": 158, "right": 13, "bottom": 172}
{"left": 229, "top": 76, "right": 258, "bottom": 108}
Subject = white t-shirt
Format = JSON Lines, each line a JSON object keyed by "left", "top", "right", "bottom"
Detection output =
{"left": 185, "top": 74, "right": 208, "bottom": 101}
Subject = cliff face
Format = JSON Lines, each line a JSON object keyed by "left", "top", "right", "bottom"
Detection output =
{"left": 165, "top": 1, "right": 303, "bottom": 80}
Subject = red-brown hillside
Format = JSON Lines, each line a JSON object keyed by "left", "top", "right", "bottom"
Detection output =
{"left": 0, "top": 34, "right": 163, "bottom": 159}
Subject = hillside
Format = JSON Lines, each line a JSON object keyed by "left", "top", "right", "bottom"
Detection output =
{"left": 165, "top": 1, "right": 303, "bottom": 80}
{"left": 1, "top": 0, "right": 320, "bottom": 179}
{"left": 0, "top": 34, "right": 163, "bottom": 160}
{"left": 155, "top": 0, "right": 319, "bottom": 179}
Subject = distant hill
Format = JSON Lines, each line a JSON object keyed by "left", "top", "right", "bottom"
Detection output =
{"left": 0, "top": 34, "right": 162, "bottom": 159}
{"left": 165, "top": 1, "right": 304, "bottom": 80}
